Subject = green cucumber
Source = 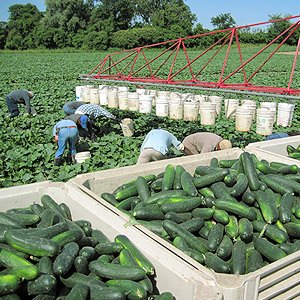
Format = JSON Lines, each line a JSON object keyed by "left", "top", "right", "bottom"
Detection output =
{"left": 225, "top": 215, "right": 239, "bottom": 239}
{"left": 119, "top": 248, "right": 140, "bottom": 267}
{"left": 165, "top": 212, "right": 192, "bottom": 223}
{"left": 173, "top": 236, "right": 190, "bottom": 252}
{"left": 65, "top": 283, "right": 89, "bottom": 300}
{"left": 27, "top": 274, "right": 57, "bottom": 296}
{"left": 253, "top": 190, "right": 276, "bottom": 224}
{"left": 136, "top": 176, "right": 151, "bottom": 202}
{"left": 246, "top": 248, "right": 264, "bottom": 273}
{"left": 193, "top": 169, "right": 229, "bottom": 188}
{"left": 12, "top": 213, "right": 40, "bottom": 227}
{"left": 216, "top": 235, "right": 233, "bottom": 260}
{"left": 51, "top": 229, "right": 83, "bottom": 247}
{"left": 132, "top": 204, "right": 165, "bottom": 220}
{"left": 213, "top": 209, "right": 229, "bottom": 225}
{"left": 240, "top": 152, "right": 260, "bottom": 191}
{"left": 0, "top": 274, "right": 20, "bottom": 295}
{"left": 95, "top": 242, "right": 123, "bottom": 255}
{"left": 144, "top": 190, "right": 186, "bottom": 205}
{"left": 230, "top": 173, "right": 248, "bottom": 197}
{"left": 138, "top": 276, "right": 153, "bottom": 294}
{"left": 283, "top": 222, "right": 300, "bottom": 238}
{"left": 59, "top": 203, "right": 72, "bottom": 220}
{"left": 207, "top": 223, "right": 224, "bottom": 252}
{"left": 162, "top": 164, "right": 175, "bottom": 191}
{"left": 277, "top": 164, "right": 298, "bottom": 175}
{"left": 60, "top": 272, "right": 106, "bottom": 288}
{"left": 116, "top": 196, "right": 139, "bottom": 211}
{"left": 241, "top": 190, "right": 256, "bottom": 206}
{"left": 204, "top": 252, "right": 230, "bottom": 274}
{"left": 260, "top": 175, "right": 293, "bottom": 195}
{"left": 231, "top": 240, "right": 246, "bottom": 275}
{"left": 74, "top": 256, "right": 89, "bottom": 274}
{"left": 256, "top": 162, "right": 278, "bottom": 174}
{"left": 211, "top": 182, "right": 236, "bottom": 201}
{"left": 218, "top": 159, "right": 238, "bottom": 168}
{"left": 79, "top": 246, "right": 96, "bottom": 261}
{"left": 100, "top": 192, "right": 119, "bottom": 206}
{"left": 150, "top": 178, "right": 163, "bottom": 192}
{"left": 38, "top": 257, "right": 54, "bottom": 276}
{"left": 238, "top": 218, "right": 253, "bottom": 243}
{"left": 37, "top": 209, "right": 54, "bottom": 228}
{"left": 179, "top": 217, "right": 204, "bottom": 233}
{"left": 279, "top": 192, "right": 294, "bottom": 223}
{"left": 90, "top": 285, "right": 126, "bottom": 300}
{"left": 92, "top": 229, "right": 110, "bottom": 244}
{"left": 159, "top": 197, "right": 202, "bottom": 213}
{"left": 41, "top": 195, "right": 68, "bottom": 218}
{"left": 191, "top": 207, "right": 215, "bottom": 220}
{"left": 114, "top": 185, "right": 138, "bottom": 201}
{"left": 184, "top": 248, "right": 205, "bottom": 264}
{"left": 181, "top": 171, "right": 198, "bottom": 197}
{"left": 173, "top": 165, "right": 186, "bottom": 190}
{"left": 0, "top": 213, "right": 23, "bottom": 228}
{"left": 199, "top": 187, "right": 215, "bottom": 198}
{"left": 224, "top": 174, "right": 237, "bottom": 187}
{"left": 254, "top": 237, "right": 286, "bottom": 262}
{"left": 136, "top": 220, "right": 169, "bottom": 238}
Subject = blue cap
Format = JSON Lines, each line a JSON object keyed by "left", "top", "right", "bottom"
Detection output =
{"left": 80, "top": 115, "right": 88, "bottom": 129}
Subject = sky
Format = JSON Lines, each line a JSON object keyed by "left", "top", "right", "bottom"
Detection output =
{"left": 0, "top": 0, "right": 299, "bottom": 29}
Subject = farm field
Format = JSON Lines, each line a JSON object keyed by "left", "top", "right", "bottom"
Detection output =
{"left": 0, "top": 46, "right": 299, "bottom": 188}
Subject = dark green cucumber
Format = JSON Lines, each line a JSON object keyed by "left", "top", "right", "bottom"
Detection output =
{"left": 12, "top": 213, "right": 40, "bottom": 227}
{"left": 213, "top": 209, "right": 229, "bottom": 225}
{"left": 194, "top": 166, "right": 222, "bottom": 176}
{"left": 37, "top": 209, "right": 54, "bottom": 228}
{"left": 265, "top": 188, "right": 279, "bottom": 223}
{"left": 114, "top": 185, "right": 138, "bottom": 201}
{"left": 64, "top": 283, "right": 89, "bottom": 300}
{"left": 132, "top": 204, "right": 165, "bottom": 220}
{"left": 218, "top": 159, "right": 238, "bottom": 168}
{"left": 242, "top": 190, "right": 256, "bottom": 206}
{"left": 27, "top": 274, "right": 57, "bottom": 296}
{"left": 173, "top": 165, "right": 186, "bottom": 190}
{"left": 240, "top": 152, "right": 260, "bottom": 191}
{"left": 150, "top": 178, "right": 163, "bottom": 191}
{"left": 89, "top": 260, "right": 146, "bottom": 280}
{"left": 162, "top": 164, "right": 175, "bottom": 191}
{"left": 179, "top": 217, "right": 204, "bottom": 233}
{"left": 230, "top": 173, "right": 248, "bottom": 197}
{"left": 60, "top": 272, "right": 106, "bottom": 288}
{"left": 136, "top": 220, "right": 169, "bottom": 238}
{"left": 191, "top": 207, "right": 215, "bottom": 220}
{"left": 199, "top": 187, "right": 215, "bottom": 198}
{"left": 74, "top": 256, "right": 89, "bottom": 274}
{"left": 279, "top": 192, "right": 294, "bottom": 223}
{"left": 79, "top": 246, "right": 96, "bottom": 261}
{"left": 0, "top": 274, "right": 20, "bottom": 295}
{"left": 154, "top": 292, "right": 174, "bottom": 300}
{"left": 231, "top": 240, "right": 246, "bottom": 275}
{"left": 204, "top": 252, "right": 230, "bottom": 274}
{"left": 53, "top": 242, "right": 79, "bottom": 276}
{"left": 114, "top": 235, "right": 155, "bottom": 275}
{"left": 160, "top": 197, "right": 202, "bottom": 214}
{"left": 41, "top": 195, "right": 68, "bottom": 218}
{"left": 144, "top": 190, "right": 186, "bottom": 205}
{"left": 173, "top": 236, "right": 190, "bottom": 252}
{"left": 256, "top": 162, "right": 278, "bottom": 174}
{"left": 181, "top": 171, "right": 198, "bottom": 197}
{"left": 184, "top": 248, "right": 205, "bottom": 264}
{"left": 287, "top": 144, "right": 297, "bottom": 155}
{"left": 101, "top": 192, "right": 119, "bottom": 206}
{"left": 216, "top": 235, "right": 233, "bottom": 260}
{"left": 92, "top": 229, "right": 110, "bottom": 244}
{"left": 59, "top": 203, "right": 72, "bottom": 220}
{"left": 38, "top": 257, "right": 54, "bottom": 276}
{"left": 225, "top": 215, "right": 239, "bottom": 239}
{"left": 116, "top": 196, "right": 139, "bottom": 210}
{"left": 268, "top": 174, "right": 300, "bottom": 194}
{"left": 164, "top": 212, "right": 192, "bottom": 223}
{"left": 119, "top": 248, "right": 140, "bottom": 267}
{"left": 254, "top": 237, "right": 286, "bottom": 261}
{"left": 252, "top": 220, "right": 288, "bottom": 244}
{"left": 207, "top": 223, "right": 224, "bottom": 252}
{"left": 136, "top": 176, "right": 151, "bottom": 202}
{"left": 283, "top": 222, "right": 300, "bottom": 238}
{"left": 138, "top": 276, "right": 153, "bottom": 294}
{"left": 211, "top": 182, "right": 236, "bottom": 201}
{"left": 0, "top": 213, "right": 23, "bottom": 228}
{"left": 224, "top": 173, "right": 237, "bottom": 188}
{"left": 246, "top": 248, "right": 264, "bottom": 273}
{"left": 51, "top": 229, "right": 83, "bottom": 247}
{"left": 277, "top": 164, "right": 298, "bottom": 175}
{"left": 259, "top": 175, "right": 293, "bottom": 195}
{"left": 90, "top": 285, "right": 126, "bottom": 300}
{"left": 193, "top": 169, "right": 229, "bottom": 188}
{"left": 253, "top": 190, "right": 276, "bottom": 224}
{"left": 214, "top": 199, "right": 257, "bottom": 220}
{"left": 238, "top": 218, "right": 253, "bottom": 243}
{"left": 95, "top": 242, "right": 123, "bottom": 255}
{"left": 163, "top": 220, "right": 208, "bottom": 253}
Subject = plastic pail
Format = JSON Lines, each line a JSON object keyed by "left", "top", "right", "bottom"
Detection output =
{"left": 157, "top": 91, "right": 170, "bottom": 98}
{"left": 256, "top": 108, "right": 274, "bottom": 136}
{"left": 136, "top": 88, "right": 146, "bottom": 95}
{"left": 120, "top": 118, "right": 134, "bottom": 137}
{"left": 225, "top": 99, "right": 240, "bottom": 118}
{"left": 260, "top": 102, "right": 276, "bottom": 124}
{"left": 118, "top": 86, "right": 129, "bottom": 92}
{"left": 170, "top": 92, "right": 182, "bottom": 101}
{"left": 155, "top": 96, "right": 169, "bottom": 117}
{"left": 75, "top": 151, "right": 91, "bottom": 164}
{"left": 169, "top": 100, "right": 183, "bottom": 120}
{"left": 277, "top": 102, "right": 295, "bottom": 127}
{"left": 107, "top": 89, "right": 119, "bottom": 108}
{"left": 235, "top": 107, "right": 253, "bottom": 132}
{"left": 200, "top": 103, "right": 216, "bottom": 125}
{"left": 82, "top": 85, "right": 93, "bottom": 103}
{"left": 208, "top": 95, "right": 223, "bottom": 116}
{"left": 127, "top": 92, "right": 139, "bottom": 111}
{"left": 99, "top": 89, "right": 108, "bottom": 106}
{"left": 139, "top": 94, "right": 153, "bottom": 114}
{"left": 118, "top": 92, "right": 128, "bottom": 110}
{"left": 75, "top": 86, "right": 85, "bottom": 101}
{"left": 183, "top": 101, "right": 199, "bottom": 121}
{"left": 89, "top": 88, "right": 100, "bottom": 104}
{"left": 241, "top": 101, "right": 256, "bottom": 120}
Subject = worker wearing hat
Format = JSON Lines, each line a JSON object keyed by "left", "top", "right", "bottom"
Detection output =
{"left": 182, "top": 132, "right": 232, "bottom": 155}
{"left": 63, "top": 100, "right": 85, "bottom": 115}
{"left": 65, "top": 114, "right": 96, "bottom": 139}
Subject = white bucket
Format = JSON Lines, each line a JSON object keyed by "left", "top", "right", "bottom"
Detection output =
{"left": 99, "top": 89, "right": 108, "bottom": 106}
{"left": 277, "top": 102, "right": 295, "bottom": 127}
{"left": 225, "top": 99, "right": 240, "bottom": 118}
{"left": 89, "top": 88, "right": 100, "bottom": 104}
{"left": 170, "top": 92, "right": 182, "bottom": 101}
{"left": 75, "top": 151, "right": 91, "bottom": 164}
{"left": 260, "top": 102, "right": 276, "bottom": 124}
{"left": 208, "top": 95, "right": 223, "bottom": 116}
{"left": 157, "top": 91, "right": 170, "bottom": 98}
{"left": 200, "top": 103, "right": 216, "bottom": 125}
{"left": 136, "top": 88, "right": 146, "bottom": 95}
{"left": 107, "top": 89, "right": 119, "bottom": 108}
{"left": 241, "top": 101, "right": 256, "bottom": 120}
{"left": 183, "top": 101, "right": 199, "bottom": 121}
{"left": 118, "top": 86, "right": 129, "bottom": 92}
{"left": 82, "top": 85, "right": 93, "bottom": 103}
{"left": 169, "top": 100, "right": 183, "bottom": 120}
{"left": 139, "top": 94, "right": 153, "bottom": 114}
{"left": 120, "top": 118, "right": 134, "bottom": 137}
{"left": 256, "top": 108, "right": 274, "bottom": 136}
{"left": 127, "top": 92, "right": 139, "bottom": 111}
{"left": 195, "top": 95, "right": 207, "bottom": 103}
{"left": 75, "top": 86, "right": 85, "bottom": 101}
{"left": 118, "top": 92, "right": 128, "bottom": 110}
{"left": 235, "top": 107, "right": 253, "bottom": 132}
{"left": 156, "top": 96, "right": 169, "bottom": 117}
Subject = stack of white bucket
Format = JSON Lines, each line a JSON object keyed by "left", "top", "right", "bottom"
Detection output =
{"left": 198, "top": 95, "right": 223, "bottom": 126}
{"left": 256, "top": 102, "right": 276, "bottom": 136}
{"left": 277, "top": 102, "right": 295, "bottom": 127}
{"left": 235, "top": 100, "right": 256, "bottom": 132}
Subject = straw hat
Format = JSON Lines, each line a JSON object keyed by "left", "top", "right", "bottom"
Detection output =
{"left": 219, "top": 139, "right": 232, "bottom": 150}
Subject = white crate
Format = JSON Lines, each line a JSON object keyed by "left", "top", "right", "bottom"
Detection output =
{"left": 0, "top": 181, "right": 215, "bottom": 299}
{"left": 246, "top": 135, "right": 300, "bottom": 165}
{"left": 68, "top": 148, "right": 300, "bottom": 300}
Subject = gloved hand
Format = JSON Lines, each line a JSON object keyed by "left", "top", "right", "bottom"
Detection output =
{"left": 177, "top": 143, "right": 185, "bottom": 151}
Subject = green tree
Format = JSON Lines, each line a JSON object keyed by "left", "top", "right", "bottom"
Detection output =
{"left": 5, "top": 4, "right": 42, "bottom": 49}
{"left": 0, "top": 22, "right": 8, "bottom": 49}
{"left": 211, "top": 13, "right": 236, "bottom": 30}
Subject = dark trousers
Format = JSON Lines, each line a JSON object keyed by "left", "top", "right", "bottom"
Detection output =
{"left": 6, "top": 96, "right": 19, "bottom": 117}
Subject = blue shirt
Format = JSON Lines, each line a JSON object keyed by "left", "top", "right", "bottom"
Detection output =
{"left": 53, "top": 120, "right": 77, "bottom": 136}
{"left": 141, "top": 129, "right": 181, "bottom": 155}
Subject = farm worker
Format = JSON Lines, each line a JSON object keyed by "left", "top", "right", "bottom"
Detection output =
{"left": 6, "top": 90, "right": 37, "bottom": 117}
{"left": 182, "top": 132, "right": 232, "bottom": 155}
{"left": 65, "top": 114, "right": 96, "bottom": 140}
{"left": 53, "top": 119, "right": 79, "bottom": 166}
{"left": 75, "top": 103, "right": 116, "bottom": 120}
{"left": 137, "top": 128, "right": 184, "bottom": 164}
{"left": 63, "top": 101, "right": 85, "bottom": 115}
{"left": 266, "top": 132, "right": 289, "bottom": 140}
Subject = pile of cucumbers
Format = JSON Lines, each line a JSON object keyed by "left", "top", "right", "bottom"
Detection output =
{"left": 101, "top": 151, "right": 300, "bottom": 275}
{"left": 287, "top": 144, "right": 300, "bottom": 160}
{"left": 0, "top": 195, "right": 174, "bottom": 299}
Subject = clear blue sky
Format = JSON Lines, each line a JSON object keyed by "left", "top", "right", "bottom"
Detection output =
{"left": 0, "top": 0, "right": 299, "bottom": 29}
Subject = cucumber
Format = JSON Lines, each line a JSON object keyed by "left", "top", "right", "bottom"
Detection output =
{"left": 173, "top": 236, "right": 190, "bottom": 252}
{"left": 211, "top": 182, "right": 236, "bottom": 201}
{"left": 114, "top": 185, "right": 138, "bottom": 201}
{"left": 164, "top": 212, "right": 192, "bottom": 223}
{"left": 74, "top": 256, "right": 89, "bottom": 274}
{"left": 163, "top": 220, "right": 208, "bottom": 253}
{"left": 90, "top": 285, "right": 126, "bottom": 300}
{"left": 0, "top": 224, "right": 22, "bottom": 243}
{"left": 218, "top": 159, "right": 238, "bottom": 168}
{"left": 199, "top": 223, "right": 213, "bottom": 239}
{"left": 283, "top": 222, "right": 300, "bottom": 238}
{"left": 89, "top": 260, "right": 146, "bottom": 280}
{"left": 59, "top": 203, "right": 72, "bottom": 220}
{"left": 199, "top": 187, "right": 215, "bottom": 198}
{"left": 246, "top": 248, "right": 264, "bottom": 273}
{"left": 193, "top": 169, "right": 229, "bottom": 188}
{"left": 238, "top": 218, "right": 253, "bottom": 243}
{"left": 154, "top": 292, "right": 174, "bottom": 300}
{"left": 106, "top": 279, "right": 147, "bottom": 300}
{"left": 173, "top": 165, "right": 186, "bottom": 190}
{"left": 230, "top": 173, "right": 248, "bottom": 197}
{"left": 114, "top": 235, "right": 155, "bottom": 275}
{"left": 100, "top": 192, "right": 119, "bottom": 206}
{"left": 289, "top": 152, "right": 300, "bottom": 159}
{"left": 213, "top": 209, "right": 229, "bottom": 225}
{"left": 27, "top": 274, "right": 57, "bottom": 296}
{"left": 136, "top": 220, "right": 169, "bottom": 238}
{"left": 132, "top": 204, "right": 165, "bottom": 220}
{"left": 138, "top": 276, "right": 153, "bottom": 294}
{"left": 252, "top": 220, "right": 288, "bottom": 244}
{"left": 60, "top": 272, "right": 106, "bottom": 289}
{"left": 0, "top": 213, "right": 23, "bottom": 228}
{"left": 64, "top": 283, "right": 89, "bottom": 300}
{"left": 256, "top": 162, "right": 278, "bottom": 174}
{"left": 116, "top": 196, "right": 139, "bottom": 211}
{"left": 150, "top": 178, "right": 163, "bottom": 192}
{"left": 37, "top": 257, "right": 54, "bottom": 276}
{"left": 268, "top": 174, "right": 300, "bottom": 194}
{"left": 207, "top": 223, "right": 224, "bottom": 252}
{"left": 265, "top": 188, "right": 279, "bottom": 223}
{"left": 260, "top": 175, "right": 293, "bottom": 195}
{"left": 41, "top": 195, "right": 68, "bottom": 218}
{"left": 254, "top": 237, "right": 286, "bottom": 262}
{"left": 231, "top": 240, "right": 246, "bottom": 275}
{"left": 37, "top": 209, "right": 54, "bottom": 228}
{"left": 214, "top": 199, "right": 257, "bottom": 220}
{"left": 30, "top": 203, "right": 45, "bottom": 218}
{"left": 224, "top": 174, "right": 237, "bottom": 187}
{"left": 12, "top": 213, "right": 40, "bottom": 227}
{"left": 181, "top": 171, "right": 198, "bottom": 197}
{"left": 53, "top": 242, "right": 79, "bottom": 276}
{"left": 179, "top": 217, "right": 205, "bottom": 233}
{"left": 279, "top": 192, "right": 294, "bottom": 223}
{"left": 119, "top": 248, "right": 140, "bottom": 267}
{"left": 184, "top": 248, "right": 205, "bottom": 264}
{"left": 0, "top": 274, "right": 20, "bottom": 295}
{"left": 192, "top": 207, "right": 215, "bottom": 220}
{"left": 216, "top": 235, "right": 233, "bottom": 260}
{"left": 136, "top": 176, "right": 151, "bottom": 202}
{"left": 92, "top": 229, "right": 110, "bottom": 244}
{"left": 5, "top": 230, "right": 60, "bottom": 257}
{"left": 278, "top": 164, "right": 298, "bottom": 175}
{"left": 51, "top": 229, "right": 83, "bottom": 247}
{"left": 95, "top": 242, "right": 123, "bottom": 255}
{"left": 194, "top": 166, "right": 222, "bottom": 175}
{"left": 160, "top": 197, "right": 202, "bottom": 214}
{"left": 253, "top": 190, "right": 276, "bottom": 224}
{"left": 241, "top": 190, "right": 256, "bottom": 206}
{"left": 204, "top": 252, "right": 230, "bottom": 274}
{"left": 210, "top": 157, "right": 219, "bottom": 167}
{"left": 287, "top": 145, "right": 297, "bottom": 155}
{"left": 240, "top": 152, "right": 260, "bottom": 191}
{"left": 203, "top": 196, "right": 216, "bottom": 208}
{"left": 225, "top": 215, "right": 239, "bottom": 239}
{"left": 79, "top": 246, "right": 96, "bottom": 261}
{"left": 144, "top": 190, "right": 186, "bottom": 205}
{"left": 162, "top": 164, "right": 175, "bottom": 191}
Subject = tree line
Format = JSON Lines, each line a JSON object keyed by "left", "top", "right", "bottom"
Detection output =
{"left": 0, "top": 0, "right": 298, "bottom": 50}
